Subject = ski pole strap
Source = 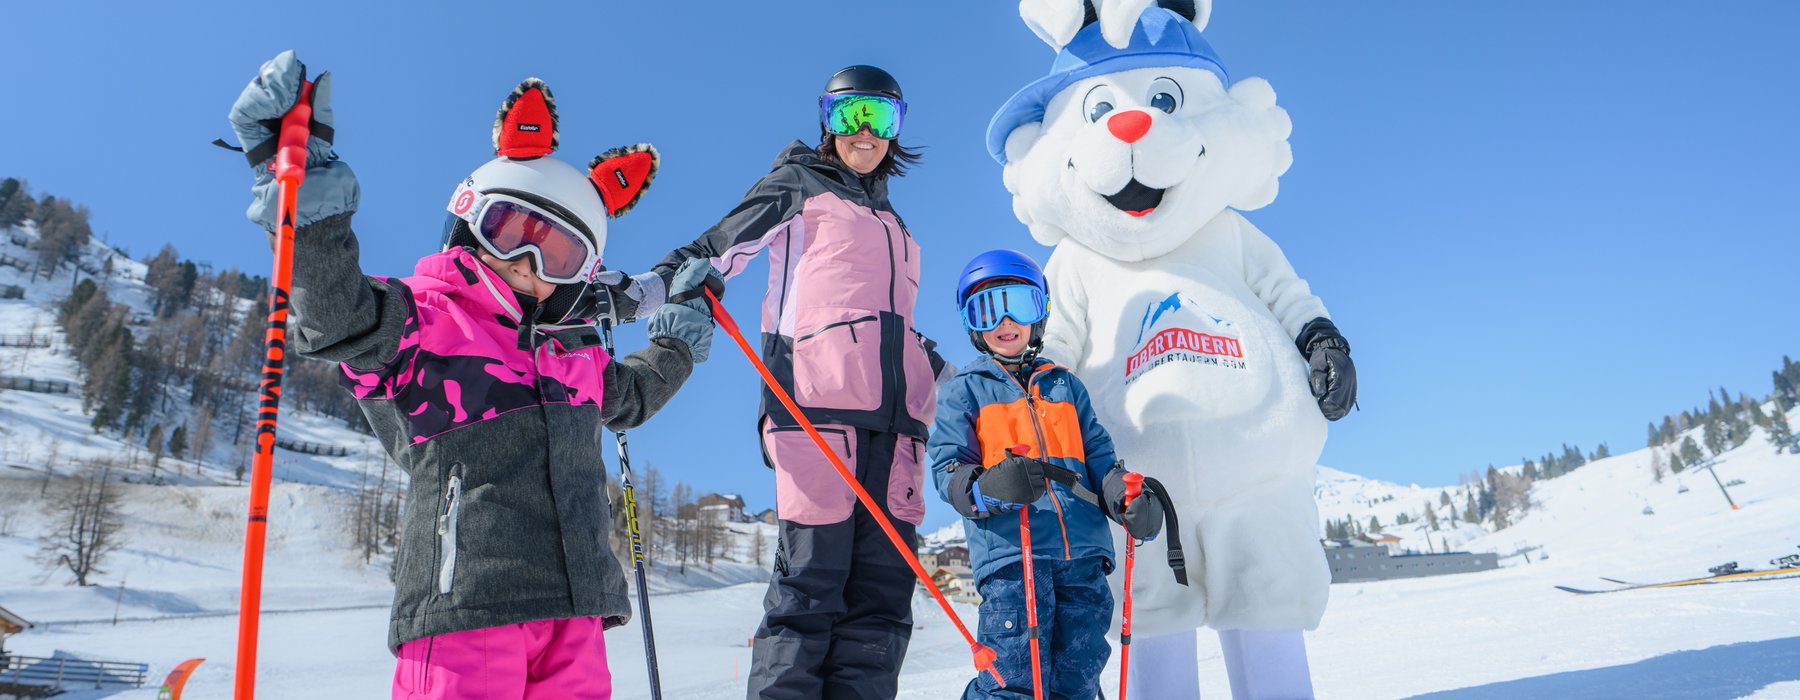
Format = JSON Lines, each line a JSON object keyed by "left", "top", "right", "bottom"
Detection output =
{"left": 1039, "top": 463, "right": 1103, "bottom": 509}
{"left": 1139, "top": 476, "right": 1188, "bottom": 586}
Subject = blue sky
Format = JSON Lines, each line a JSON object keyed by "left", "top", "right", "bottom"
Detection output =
{"left": 3, "top": 2, "right": 1797, "bottom": 532}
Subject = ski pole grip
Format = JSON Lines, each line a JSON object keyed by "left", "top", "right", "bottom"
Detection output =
{"left": 972, "top": 643, "right": 1004, "bottom": 684}
{"left": 703, "top": 287, "right": 735, "bottom": 334}
{"left": 1122, "top": 472, "right": 1144, "bottom": 508}
{"left": 275, "top": 80, "right": 315, "bottom": 186}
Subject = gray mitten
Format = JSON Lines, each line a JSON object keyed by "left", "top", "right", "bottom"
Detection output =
{"left": 228, "top": 50, "right": 359, "bottom": 232}
{"left": 647, "top": 258, "right": 724, "bottom": 363}
{"left": 590, "top": 268, "right": 668, "bottom": 324}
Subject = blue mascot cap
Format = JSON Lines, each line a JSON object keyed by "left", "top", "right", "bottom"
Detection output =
{"left": 986, "top": 7, "right": 1229, "bottom": 166}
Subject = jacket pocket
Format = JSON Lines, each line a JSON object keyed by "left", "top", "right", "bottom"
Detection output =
{"left": 887, "top": 436, "right": 927, "bottom": 526}
{"left": 436, "top": 465, "right": 464, "bottom": 596}
{"left": 765, "top": 424, "right": 858, "bottom": 526}
{"left": 791, "top": 307, "right": 882, "bottom": 412}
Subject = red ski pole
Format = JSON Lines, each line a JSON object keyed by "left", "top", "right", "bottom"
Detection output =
{"left": 1008, "top": 445, "right": 1045, "bottom": 700}
{"left": 704, "top": 288, "right": 1003, "bottom": 684}
{"left": 1117, "top": 472, "right": 1144, "bottom": 700}
{"left": 233, "top": 78, "right": 314, "bottom": 700}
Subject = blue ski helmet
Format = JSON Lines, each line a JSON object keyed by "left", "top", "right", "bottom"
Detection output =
{"left": 957, "top": 249, "right": 1050, "bottom": 362}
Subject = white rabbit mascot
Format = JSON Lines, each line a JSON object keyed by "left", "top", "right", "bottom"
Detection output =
{"left": 988, "top": 1, "right": 1359, "bottom": 697}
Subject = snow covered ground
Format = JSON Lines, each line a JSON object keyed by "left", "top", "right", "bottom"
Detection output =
{"left": 6, "top": 425, "right": 1797, "bottom": 699}
{"left": 4, "top": 227, "right": 1797, "bottom": 698}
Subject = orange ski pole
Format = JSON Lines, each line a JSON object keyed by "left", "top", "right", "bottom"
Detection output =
{"left": 1117, "top": 472, "right": 1144, "bottom": 700}
{"left": 233, "top": 78, "right": 314, "bottom": 700}
{"left": 704, "top": 288, "right": 1003, "bottom": 684}
{"left": 1007, "top": 445, "right": 1045, "bottom": 700}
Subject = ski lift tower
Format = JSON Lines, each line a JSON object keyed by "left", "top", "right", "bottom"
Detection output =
{"left": 1694, "top": 457, "right": 1739, "bottom": 510}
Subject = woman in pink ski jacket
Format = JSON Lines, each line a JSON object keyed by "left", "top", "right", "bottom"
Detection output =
{"left": 647, "top": 65, "right": 949, "bottom": 699}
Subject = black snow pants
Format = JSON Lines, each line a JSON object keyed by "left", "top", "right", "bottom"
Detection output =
{"left": 749, "top": 422, "right": 928, "bottom": 699}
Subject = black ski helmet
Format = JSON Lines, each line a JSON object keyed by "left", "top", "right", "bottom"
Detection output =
{"left": 824, "top": 65, "right": 903, "bottom": 99}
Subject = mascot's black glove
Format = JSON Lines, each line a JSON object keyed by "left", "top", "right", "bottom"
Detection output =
{"left": 1102, "top": 469, "right": 1165, "bottom": 540}
{"left": 1296, "top": 317, "right": 1357, "bottom": 421}
{"left": 971, "top": 452, "right": 1050, "bottom": 514}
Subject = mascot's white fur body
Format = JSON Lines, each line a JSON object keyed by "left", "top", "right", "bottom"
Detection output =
{"left": 994, "top": 2, "right": 1343, "bottom": 696}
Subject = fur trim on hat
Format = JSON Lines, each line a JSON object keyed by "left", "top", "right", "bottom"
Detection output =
{"left": 493, "top": 78, "right": 560, "bottom": 158}
{"left": 588, "top": 144, "right": 660, "bottom": 218}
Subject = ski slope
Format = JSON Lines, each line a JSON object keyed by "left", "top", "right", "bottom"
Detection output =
{"left": 6, "top": 422, "right": 1798, "bottom": 699}
{"left": 4, "top": 224, "right": 1798, "bottom": 698}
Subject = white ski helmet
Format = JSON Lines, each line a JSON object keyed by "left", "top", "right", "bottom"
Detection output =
{"left": 442, "top": 78, "right": 660, "bottom": 321}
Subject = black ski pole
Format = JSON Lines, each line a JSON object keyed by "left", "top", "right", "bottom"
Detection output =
{"left": 599, "top": 317, "right": 662, "bottom": 700}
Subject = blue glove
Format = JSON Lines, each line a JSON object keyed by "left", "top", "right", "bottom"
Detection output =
{"left": 647, "top": 258, "right": 723, "bottom": 363}
{"left": 228, "top": 50, "right": 359, "bottom": 232}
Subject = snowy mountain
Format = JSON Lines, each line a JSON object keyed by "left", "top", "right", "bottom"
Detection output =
{"left": 4, "top": 220, "right": 1798, "bottom": 697}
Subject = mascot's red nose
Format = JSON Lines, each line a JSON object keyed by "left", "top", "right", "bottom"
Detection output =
{"left": 1107, "top": 110, "right": 1152, "bottom": 143}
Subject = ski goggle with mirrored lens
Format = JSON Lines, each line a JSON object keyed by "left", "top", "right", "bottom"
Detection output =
{"left": 819, "top": 93, "right": 906, "bottom": 140}
{"left": 447, "top": 187, "right": 599, "bottom": 285}
{"left": 961, "top": 284, "right": 1049, "bottom": 333}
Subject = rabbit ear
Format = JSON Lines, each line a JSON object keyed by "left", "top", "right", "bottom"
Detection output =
{"left": 588, "top": 144, "right": 659, "bottom": 218}
{"left": 1097, "top": 0, "right": 1156, "bottom": 48}
{"left": 1019, "top": 0, "right": 1089, "bottom": 49}
{"left": 493, "top": 78, "right": 559, "bottom": 158}
{"left": 1186, "top": 0, "right": 1211, "bottom": 31}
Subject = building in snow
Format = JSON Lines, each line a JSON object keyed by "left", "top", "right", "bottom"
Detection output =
{"left": 693, "top": 493, "right": 751, "bottom": 523}
{"left": 1323, "top": 542, "right": 1498, "bottom": 583}
{"left": 754, "top": 508, "right": 779, "bottom": 525}
{"left": 0, "top": 604, "right": 29, "bottom": 658}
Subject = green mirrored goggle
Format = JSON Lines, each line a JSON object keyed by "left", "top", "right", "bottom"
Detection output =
{"left": 820, "top": 93, "right": 905, "bottom": 140}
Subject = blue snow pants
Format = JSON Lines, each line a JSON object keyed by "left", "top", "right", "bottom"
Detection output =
{"left": 962, "top": 556, "right": 1114, "bottom": 700}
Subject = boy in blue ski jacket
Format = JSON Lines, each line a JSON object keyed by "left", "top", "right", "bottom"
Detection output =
{"left": 930, "top": 250, "right": 1166, "bottom": 699}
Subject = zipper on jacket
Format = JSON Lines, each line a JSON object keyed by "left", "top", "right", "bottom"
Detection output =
{"left": 796, "top": 315, "right": 877, "bottom": 344}
{"left": 1001, "top": 361, "right": 1073, "bottom": 560}
{"left": 437, "top": 468, "right": 464, "bottom": 596}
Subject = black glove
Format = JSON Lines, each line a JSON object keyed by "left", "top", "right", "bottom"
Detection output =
{"left": 1102, "top": 469, "right": 1164, "bottom": 540}
{"left": 1296, "top": 317, "right": 1357, "bottom": 421}
{"left": 971, "top": 451, "right": 1050, "bottom": 513}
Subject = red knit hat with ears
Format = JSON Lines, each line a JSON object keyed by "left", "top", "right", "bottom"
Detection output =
{"left": 493, "top": 79, "right": 559, "bottom": 158}
{"left": 588, "top": 144, "right": 659, "bottom": 218}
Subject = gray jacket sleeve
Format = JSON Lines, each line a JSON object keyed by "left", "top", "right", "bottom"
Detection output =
{"left": 285, "top": 212, "right": 411, "bottom": 371}
{"left": 651, "top": 165, "right": 804, "bottom": 283}
{"left": 600, "top": 338, "right": 695, "bottom": 431}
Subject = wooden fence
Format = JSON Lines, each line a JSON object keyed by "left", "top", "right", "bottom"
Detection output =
{"left": 1, "top": 653, "right": 149, "bottom": 691}
{"left": 275, "top": 437, "right": 350, "bottom": 457}
{"left": 0, "top": 376, "right": 72, "bottom": 394}
{"left": 0, "top": 335, "right": 51, "bottom": 348}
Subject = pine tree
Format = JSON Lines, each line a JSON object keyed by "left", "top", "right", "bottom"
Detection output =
{"left": 1448, "top": 501, "right": 1459, "bottom": 523}
{"left": 168, "top": 425, "right": 187, "bottom": 460}
{"left": 1702, "top": 419, "right": 1727, "bottom": 457}
{"left": 1423, "top": 502, "right": 1440, "bottom": 531}
{"left": 1439, "top": 491, "right": 1452, "bottom": 508}
{"left": 1680, "top": 436, "right": 1705, "bottom": 466}
{"left": 1464, "top": 493, "right": 1479, "bottom": 524}
{"left": 1593, "top": 442, "right": 1611, "bottom": 460}
{"left": 1661, "top": 416, "right": 1678, "bottom": 445}
{"left": 1767, "top": 412, "right": 1794, "bottom": 453}
{"left": 1369, "top": 515, "right": 1382, "bottom": 533}
{"left": 1670, "top": 452, "right": 1685, "bottom": 474}
{"left": 1647, "top": 422, "right": 1661, "bottom": 449}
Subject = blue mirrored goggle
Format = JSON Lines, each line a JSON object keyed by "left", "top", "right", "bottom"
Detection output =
{"left": 961, "top": 284, "right": 1048, "bottom": 332}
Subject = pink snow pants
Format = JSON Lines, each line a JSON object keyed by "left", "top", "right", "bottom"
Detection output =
{"left": 392, "top": 617, "right": 612, "bottom": 699}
